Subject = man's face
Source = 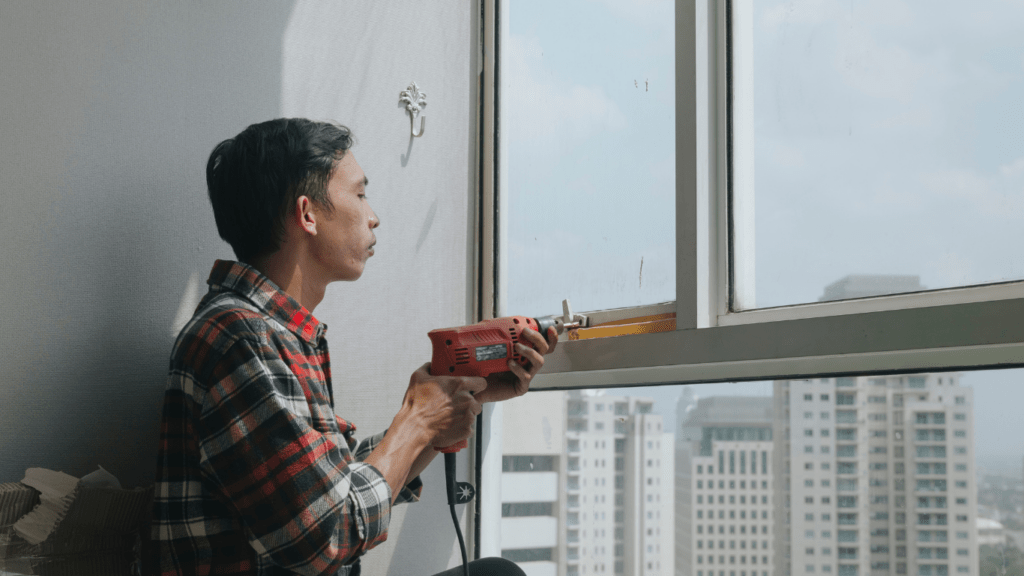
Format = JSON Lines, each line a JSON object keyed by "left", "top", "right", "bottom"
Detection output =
{"left": 309, "top": 152, "right": 379, "bottom": 282}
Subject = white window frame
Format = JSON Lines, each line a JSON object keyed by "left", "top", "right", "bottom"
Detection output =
{"left": 473, "top": 0, "right": 1024, "bottom": 558}
{"left": 483, "top": 0, "right": 1024, "bottom": 391}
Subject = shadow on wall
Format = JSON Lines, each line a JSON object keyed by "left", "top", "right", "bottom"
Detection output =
{"left": 0, "top": 1, "right": 294, "bottom": 489}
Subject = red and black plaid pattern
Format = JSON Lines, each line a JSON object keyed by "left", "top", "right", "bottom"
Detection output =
{"left": 148, "top": 260, "right": 421, "bottom": 576}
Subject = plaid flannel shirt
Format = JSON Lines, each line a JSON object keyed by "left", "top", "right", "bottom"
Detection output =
{"left": 148, "top": 260, "right": 421, "bottom": 576}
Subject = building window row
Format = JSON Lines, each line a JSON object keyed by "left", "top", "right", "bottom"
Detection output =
{"left": 696, "top": 539, "right": 770, "bottom": 550}
{"left": 696, "top": 494, "right": 769, "bottom": 505}
{"left": 697, "top": 525, "right": 770, "bottom": 535}
{"left": 698, "top": 509, "right": 769, "bottom": 520}
{"left": 696, "top": 565, "right": 770, "bottom": 569}
{"left": 696, "top": 555, "right": 770, "bottom": 566}
{"left": 802, "top": 393, "right": 831, "bottom": 402}
{"left": 696, "top": 479, "right": 770, "bottom": 490}
{"left": 702, "top": 450, "right": 771, "bottom": 475}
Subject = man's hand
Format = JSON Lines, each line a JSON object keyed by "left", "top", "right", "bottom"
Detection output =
{"left": 475, "top": 326, "right": 559, "bottom": 404}
{"left": 403, "top": 363, "right": 486, "bottom": 449}
{"left": 367, "top": 365, "right": 485, "bottom": 504}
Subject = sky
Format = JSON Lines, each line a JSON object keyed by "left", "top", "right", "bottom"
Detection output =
{"left": 505, "top": 0, "right": 1024, "bottom": 477}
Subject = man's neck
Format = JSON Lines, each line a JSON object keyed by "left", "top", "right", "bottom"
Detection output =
{"left": 249, "top": 252, "right": 327, "bottom": 313}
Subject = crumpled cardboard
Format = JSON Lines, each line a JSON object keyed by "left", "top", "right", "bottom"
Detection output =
{"left": 0, "top": 482, "right": 39, "bottom": 560}
{"left": 0, "top": 468, "right": 153, "bottom": 576}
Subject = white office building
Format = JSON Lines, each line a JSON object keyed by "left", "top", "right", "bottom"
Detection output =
{"left": 500, "top": 390, "right": 674, "bottom": 576}
{"left": 675, "top": 396, "right": 775, "bottom": 576}
{"left": 773, "top": 374, "right": 978, "bottom": 576}
{"left": 500, "top": 390, "right": 567, "bottom": 576}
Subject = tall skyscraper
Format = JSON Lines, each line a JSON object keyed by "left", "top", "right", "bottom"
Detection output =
{"left": 773, "top": 375, "right": 978, "bottom": 576}
{"left": 500, "top": 390, "right": 674, "bottom": 576}
{"left": 675, "top": 396, "right": 775, "bottom": 576}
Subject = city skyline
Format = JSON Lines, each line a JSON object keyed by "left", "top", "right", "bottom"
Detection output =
{"left": 495, "top": 374, "right": 1022, "bottom": 575}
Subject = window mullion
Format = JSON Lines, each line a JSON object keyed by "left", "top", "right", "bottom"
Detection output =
{"left": 728, "top": 0, "right": 757, "bottom": 313}
{"left": 676, "top": 0, "right": 703, "bottom": 331}
{"left": 477, "top": 0, "right": 503, "bottom": 562}
{"left": 679, "top": 0, "right": 728, "bottom": 332}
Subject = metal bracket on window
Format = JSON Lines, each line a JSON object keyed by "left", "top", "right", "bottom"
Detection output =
{"left": 399, "top": 82, "right": 427, "bottom": 138}
{"left": 562, "top": 299, "right": 589, "bottom": 328}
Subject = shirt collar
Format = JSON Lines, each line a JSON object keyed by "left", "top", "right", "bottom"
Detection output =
{"left": 206, "top": 259, "right": 326, "bottom": 345}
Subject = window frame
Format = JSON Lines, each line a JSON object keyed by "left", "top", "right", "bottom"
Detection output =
{"left": 474, "top": 0, "right": 1024, "bottom": 561}
{"left": 489, "top": 0, "right": 1024, "bottom": 391}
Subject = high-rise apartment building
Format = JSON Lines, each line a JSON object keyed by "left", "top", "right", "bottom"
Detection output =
{"left": 500, "top": 390, "right": 674, "bottom": 576}
{"left": 566, "top": 392, "right": 674, "bottom": 576}
{"left": 773, "top": 375, "right": 978, "bottom": 576}
{"left": 501, "top": 390, "right": 567, "bottom": 576}
{"left": 675, "top": 396, "right": 775, "bottom": 576}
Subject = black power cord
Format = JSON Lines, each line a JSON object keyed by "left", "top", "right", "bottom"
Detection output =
{"left": 444, "top": 452, "right": 471, "bottom": 576}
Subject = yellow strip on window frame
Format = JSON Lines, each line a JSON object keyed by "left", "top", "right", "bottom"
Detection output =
{"left": 567, "top": 313, "right": 677, "bottom": 341}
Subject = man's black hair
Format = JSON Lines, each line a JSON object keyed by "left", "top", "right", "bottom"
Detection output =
{"left": 205, "top": 118, "right": 353, "bottom": 263}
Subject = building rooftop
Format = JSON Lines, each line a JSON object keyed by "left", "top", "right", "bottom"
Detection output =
{"left": 681, "top": 396, "right": 772, "bottom": 427}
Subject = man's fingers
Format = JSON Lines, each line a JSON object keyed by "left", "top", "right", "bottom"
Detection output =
{"left": 515, "top": 343, "right": 544, "bottom": 369}
{"left": 521, "top": 328, "right": 549, "bottom": 354}
{"left": 508, "top": 358, "right": 528, "bottom": 381}
{"left": 523, "top": 326, "right": 559, "bottom": 355}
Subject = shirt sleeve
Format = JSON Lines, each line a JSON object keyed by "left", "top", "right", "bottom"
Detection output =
{"left": 196, "top": 335, "right": 391, "bottom": 575}
{"left": 354, "top": 430, "right": 424, "bottom": 504}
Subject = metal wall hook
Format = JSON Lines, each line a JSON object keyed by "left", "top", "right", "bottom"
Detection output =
{"left": 410, "top": 114, "right": 425, "bottom": 138}
{"left": 399, "top": 82, "right": 427, "bottom": 138}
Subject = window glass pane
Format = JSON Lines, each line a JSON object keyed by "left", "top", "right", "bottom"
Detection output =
{"left": 737, "top": 1, "right": 1024, "bottom": 309}
{"left": 506, "top": 0, "right": 675, "bottom": 317}
{"left": 499, "top": 369, "right": 1020, "bottom": 574}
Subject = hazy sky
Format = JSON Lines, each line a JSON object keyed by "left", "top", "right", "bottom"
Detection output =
{"left": 506, "top": 0, "right": 1024, "bottom": 475}
{"left": 751, "top": 0, "right": 1024, "bottom": 309}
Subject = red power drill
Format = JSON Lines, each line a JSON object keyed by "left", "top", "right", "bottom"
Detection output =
{"left": 427, "top": 314, "right": 568, "bottom": 452}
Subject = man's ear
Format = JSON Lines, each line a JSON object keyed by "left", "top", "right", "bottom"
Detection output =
{"left": 294, "top": 196, "right": 317, "bottom": 235}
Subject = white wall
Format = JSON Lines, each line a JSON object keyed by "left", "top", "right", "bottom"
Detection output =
{"left": 0, "top": 2, "right": 479, "bottom": 575}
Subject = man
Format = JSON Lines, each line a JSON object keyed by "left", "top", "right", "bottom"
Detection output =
{"left": 148, "top": 118, "right": 557, "bottom": 575}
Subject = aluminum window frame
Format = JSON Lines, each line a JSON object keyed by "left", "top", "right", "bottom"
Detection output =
{"left": 474, "top": 0, "right": 1024, "bottom": 560}
{"left": 489, "top": 0, "right": 1024, "bottom": 391}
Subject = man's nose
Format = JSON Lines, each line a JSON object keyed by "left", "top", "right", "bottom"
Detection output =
{"left": 369, "top": 209, "right": 380, "bottom": 229}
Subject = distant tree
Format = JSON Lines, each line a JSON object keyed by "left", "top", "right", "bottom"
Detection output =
{"left": 980, "top": 543, "right": 1024, "bottom": 576}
